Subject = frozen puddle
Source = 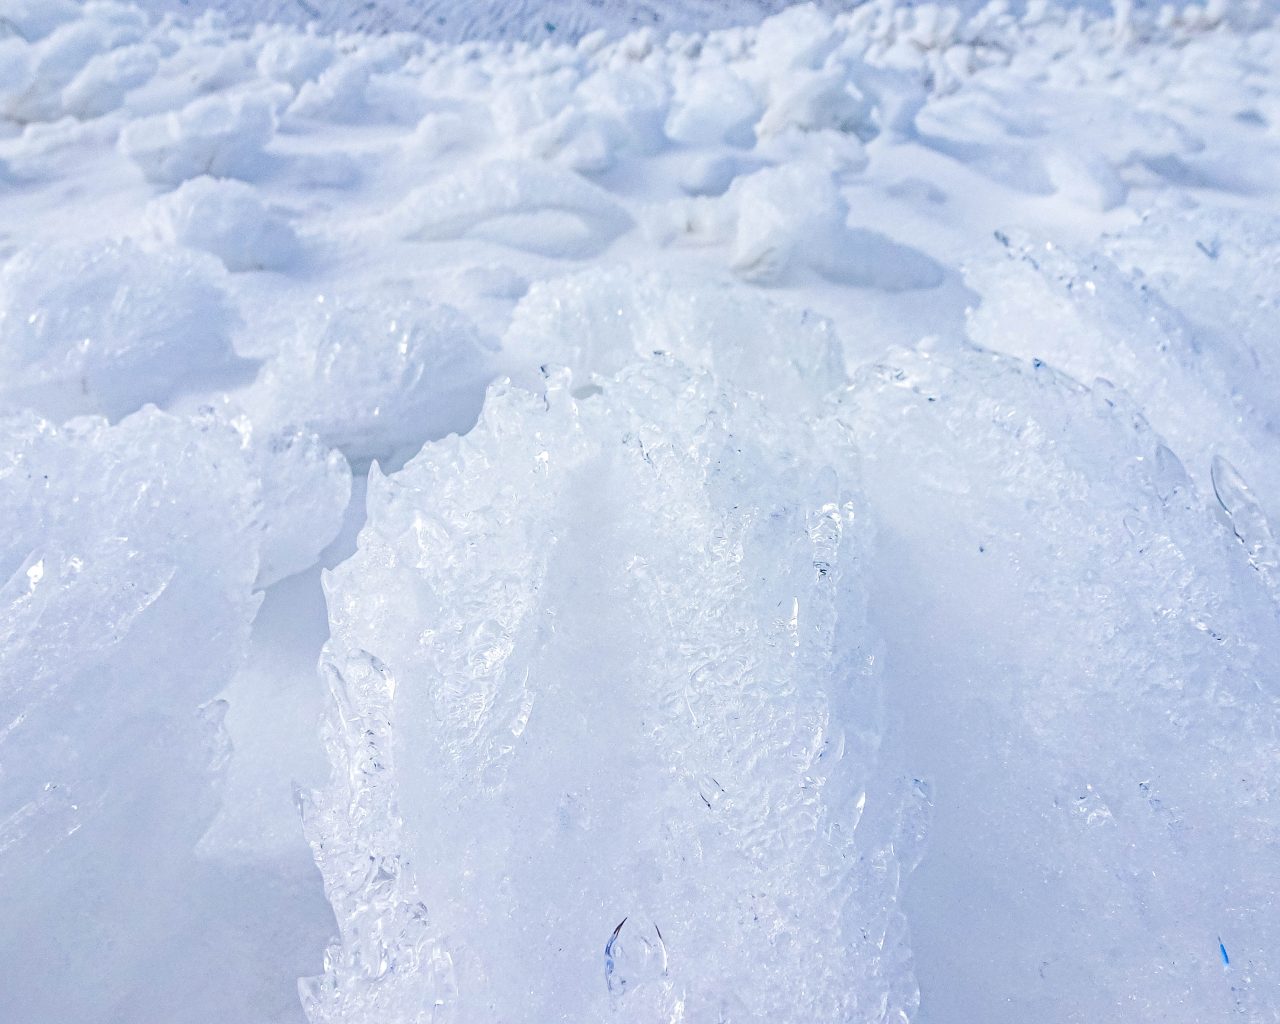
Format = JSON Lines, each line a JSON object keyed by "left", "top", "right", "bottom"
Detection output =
{"left": 2, "top": 1, "right": 1279, "bottom": 1022}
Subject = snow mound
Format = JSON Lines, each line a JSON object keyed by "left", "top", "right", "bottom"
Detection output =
{"left": 392, "top": 159, "right": 632, "bottom": 258}
{"left": 0, "top": 240, "right": 245, "bottom": 422}
{"left": 146, "top": 176, "right": 302, "bottom": 272}
{"left": 120, "top": 87, "right": 283, "bottom": 187}
{"left": 303, "top": 360, "right": 917, "bottom": 1023}
{"left": 650, "top": 163, "right": 942, "bottom": 290}
{"left": 246, "top": 295, "right": 494, "bottom": 464}
{"left": 0, "top": 4, "right": 152, "bottom": 122}
{"left": 726, "top": 164, "right": 941, "bottom": 288}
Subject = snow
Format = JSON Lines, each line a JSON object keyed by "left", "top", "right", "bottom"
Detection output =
{"left": 119, "top": 88, "right": 283, "bottom": 186}
{"left": 2, "top": 0, "right": 1280, "bottom": 1022}
{"left": 391, "top": 159, "right": 634, "bottom": 256}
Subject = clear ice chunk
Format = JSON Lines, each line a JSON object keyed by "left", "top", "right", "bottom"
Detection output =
{"left": 302, "top": 360, "right": 916, "bottom": 1023}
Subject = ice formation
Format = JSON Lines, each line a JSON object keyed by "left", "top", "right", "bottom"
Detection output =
{"left": 966, "top": 222, "right": 1280, "bottom": 523}
{"left": 3, "top": 0, "right": 1280, "bottom": 1021}
{"left": 245, "top": 295, "right": 495, "bottom": 464}
{"left": 392, "top": 160, "right": 634, "bottom": 258}
{"left": 304, "top": 362, "right": 916, "bottom": 1021}
{"left": 501, "top": 265, "right": 845, "bottom": 403}
{"left": 146, "top": 176, "right": 302, "bottom": 272}
{"left": 120, "top": 89, "right": 282, "bottom": 187}
{"left": 0, "top": 241, "right": 244, "bottom": 421}
{"left": 1, "top": 409, "right": 258, "bottom": 1020}
{"left": 842, "top": 344, "right": 1280, "bottom": 1019}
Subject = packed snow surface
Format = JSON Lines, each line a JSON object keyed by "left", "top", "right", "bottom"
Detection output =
{"left": 2, "top": 1, "right": 1280, "bottom": 1022}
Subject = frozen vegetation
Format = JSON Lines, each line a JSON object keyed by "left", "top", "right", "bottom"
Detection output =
{"left": 2, "top": 0, "right": 1280, "bottom": 1022}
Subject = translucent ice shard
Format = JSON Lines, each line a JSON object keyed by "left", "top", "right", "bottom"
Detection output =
{"left": 1210, "top": 454, "right": 1280, "bottom": 600}
{"left": 303, "top": 361, "right": 915, "bottom": 1023}
{"left": 236, "top": 421, "right": 352, "bottom": 587}
{"left": 1102, "top": 199, "right": 1280, "bottom": 437}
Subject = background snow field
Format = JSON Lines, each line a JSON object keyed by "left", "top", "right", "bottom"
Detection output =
{"left": 2, "top": 1, "right": 1280, "bottom": 1022}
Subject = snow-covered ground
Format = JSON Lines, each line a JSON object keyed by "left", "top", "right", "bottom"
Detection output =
{"left": 3, "top": 1, "right": 1280, "bottom": 1022}
{"left": 128, "top": 0, "right": 841, "bottom": 43}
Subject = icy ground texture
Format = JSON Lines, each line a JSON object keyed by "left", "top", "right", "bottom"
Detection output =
{"left": 3, "top": 0, "right": 1280, "bottom": 1022}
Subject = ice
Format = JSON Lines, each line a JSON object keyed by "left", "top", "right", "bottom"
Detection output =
{"left": 246, "top": 295, "right": 495, "bottom": 464}
{"left": 0, "top": 398, "right": 352, "bottom": 1019}
{"left": 0, "top": 408, "right": 259, "bottom": 1021}
{"left": 238, "top": 422, "right": 352, "bottom": 588}
{"left": 0, "top": 241, "right": 245, "bottom": 422}
{"left": 1210, "top": 454, "right": 1280, "bottom": 601}
{"left": 146, "top": 176, "right": 302, "bottom": 272}
{"left": 841, "top": 343, "right": 1280, "bottom": 1020}
{"left": 502, "top": 265, "right": 846, "bottom": 407}
{"left": 966, "top": 226, "right": 1280, "bottom": 523}
{"left": 1102, "top": 199, "right": 1280, "bottom": 429}
{"left": 302, "top": 361, "right": 916, "bottom": 1023}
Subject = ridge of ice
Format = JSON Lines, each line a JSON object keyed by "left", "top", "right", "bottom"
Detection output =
{"left": 303, "top": 359, "right": 918, "bottom": 1022}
